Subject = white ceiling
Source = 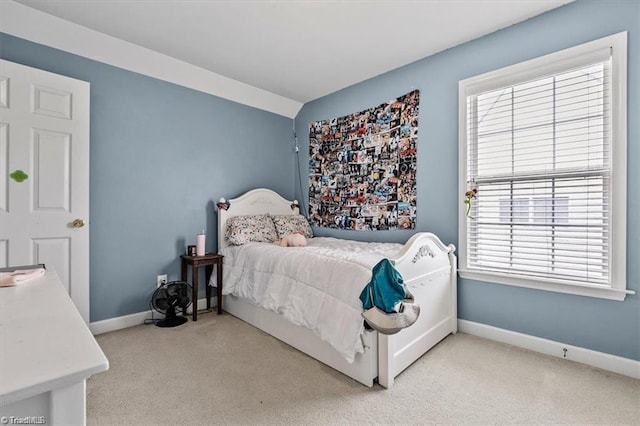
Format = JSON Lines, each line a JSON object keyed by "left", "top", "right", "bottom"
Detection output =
{"left": 14, "top": 0, "right": 571, "bottom": 104}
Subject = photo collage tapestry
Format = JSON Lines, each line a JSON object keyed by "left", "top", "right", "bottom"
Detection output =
{"left": 309, "top": 90, "right": 419, "bottom": 231}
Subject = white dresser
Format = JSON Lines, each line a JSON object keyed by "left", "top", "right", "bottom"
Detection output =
{"left": 0, "top": 269, "right": 108, "bottom": 425}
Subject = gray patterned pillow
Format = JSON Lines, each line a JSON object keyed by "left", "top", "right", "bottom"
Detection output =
{"left": 225, "top": 214, "right": 278, "bottom": 245}
{"left": 271, "top": 215, "right": 314, "bottom": 239}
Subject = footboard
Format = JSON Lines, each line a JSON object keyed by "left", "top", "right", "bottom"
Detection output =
{"left": 379, "top": 232, "right": 457, "bottom": 388}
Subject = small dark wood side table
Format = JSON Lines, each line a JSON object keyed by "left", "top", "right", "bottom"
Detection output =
{"left": 180, "top": 253, "right": 223, "bottom": 321}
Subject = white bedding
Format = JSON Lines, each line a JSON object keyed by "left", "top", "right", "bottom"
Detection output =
{"left": 219, "top": 237, "right": 403, "bottom": 362}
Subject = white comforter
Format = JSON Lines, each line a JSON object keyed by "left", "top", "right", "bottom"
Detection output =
{"left": 220, "top": 237, "right": 403, "bottom": 362}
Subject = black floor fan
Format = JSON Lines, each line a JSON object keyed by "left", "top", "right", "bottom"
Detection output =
{"left": 150, "top": 281, "right": 192, "bottom": 327}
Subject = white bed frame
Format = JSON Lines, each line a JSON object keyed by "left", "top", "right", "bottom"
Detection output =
{"left": 217, "top": 188, "right": 457, "bottom": 388}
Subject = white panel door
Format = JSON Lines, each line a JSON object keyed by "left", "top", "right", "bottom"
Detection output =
{"left": 0, "top": 59, "right": 90, "bottom": 322}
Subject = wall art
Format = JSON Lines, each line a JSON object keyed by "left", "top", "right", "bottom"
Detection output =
{"left": 309, "top": 90, "right": 419, "bottom": 231}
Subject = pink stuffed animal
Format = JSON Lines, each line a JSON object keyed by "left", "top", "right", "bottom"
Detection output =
{"left": 278, "top": 232, "right": 307, "bottom": 247}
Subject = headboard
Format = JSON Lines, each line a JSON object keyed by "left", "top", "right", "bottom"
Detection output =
{"left": 217, "top": 188, "right": 300, "bottom": 251}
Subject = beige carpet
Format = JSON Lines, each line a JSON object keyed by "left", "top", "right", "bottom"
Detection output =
{"left": 87, "top": 312, "right": 640, "bottom": 425}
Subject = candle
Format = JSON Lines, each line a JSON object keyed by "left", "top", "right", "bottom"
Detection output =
{"left": 196, "top": 230, "right": 205, "bottom": 256}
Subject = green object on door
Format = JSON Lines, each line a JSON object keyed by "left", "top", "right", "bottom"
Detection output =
{"left": 9, "top": 170, "right": 28, "bottom": 183}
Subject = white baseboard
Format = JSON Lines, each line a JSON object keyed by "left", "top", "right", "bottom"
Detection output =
{"left": 89, "top": 297, "right": 214, "bottom": 335}
{"left": 458, "top": 319, "right": 640, "bottom": 380}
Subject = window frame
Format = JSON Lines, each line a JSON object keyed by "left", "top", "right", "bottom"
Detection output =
{"left": 458, "top": 32, "right": 630, "bottom": 301}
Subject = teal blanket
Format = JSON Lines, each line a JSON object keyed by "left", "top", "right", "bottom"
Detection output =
{"left": 359, "top": 259, "right": 406, "bottom": 313}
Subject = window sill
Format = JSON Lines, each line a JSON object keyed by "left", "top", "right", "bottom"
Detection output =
{"left": 458, "top": 269, "right": 633, "bottom": 301}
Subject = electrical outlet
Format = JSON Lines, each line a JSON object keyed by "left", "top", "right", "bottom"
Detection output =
{"left": 157, "top": 274, "right": 168, "bottom": 288}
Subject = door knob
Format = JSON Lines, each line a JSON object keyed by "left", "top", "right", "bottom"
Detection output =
{"left": 72, "top": 218, "right": 85, "bottom": 228}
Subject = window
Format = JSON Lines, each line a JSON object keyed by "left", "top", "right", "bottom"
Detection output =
{"left": 458, "top": 33, "right": 630, "bottom": 301}
{"left": 499, "top": 197, "right": 568, "bottom": 225}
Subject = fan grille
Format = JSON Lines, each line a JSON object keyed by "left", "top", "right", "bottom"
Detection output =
{"left": 150, "top": 281, "right": 192, "bottom": 328}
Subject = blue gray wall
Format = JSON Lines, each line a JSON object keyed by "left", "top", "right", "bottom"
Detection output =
{"left": 0, "top": 33, "right": 296, "bottom": 322}
{"left": 295, "top": 0, "right": 639, "bottom": 360}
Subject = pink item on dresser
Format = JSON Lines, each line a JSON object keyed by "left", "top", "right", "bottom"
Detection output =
{"left": 0, "top": 268, "right": 46, "bottom": 287}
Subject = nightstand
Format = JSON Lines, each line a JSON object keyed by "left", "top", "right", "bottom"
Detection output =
{"left": 180, "top": 253, "right": 223, "bottom": 321}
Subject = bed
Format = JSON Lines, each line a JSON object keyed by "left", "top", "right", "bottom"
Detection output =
{"left": 215, "top": 188, "right": 457, "bottom": 388}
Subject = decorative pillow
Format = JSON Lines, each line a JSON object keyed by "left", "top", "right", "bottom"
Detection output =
{"left": 225, "top": 214, "right": 278, "bottom": 245}
{"left": 271, "top": 215, "right": 314, "bottom": 239}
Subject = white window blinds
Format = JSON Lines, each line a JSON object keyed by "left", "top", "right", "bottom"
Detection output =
{"left": 467, "top": 57, "right": 610, "bottom": 285}
{"left": 459, "top": 33, "right": 628, "bottom": 299}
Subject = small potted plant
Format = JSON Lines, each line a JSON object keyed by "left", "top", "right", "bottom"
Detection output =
{"left": 464, "top": 181, "right": 478, "bottom": 219}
